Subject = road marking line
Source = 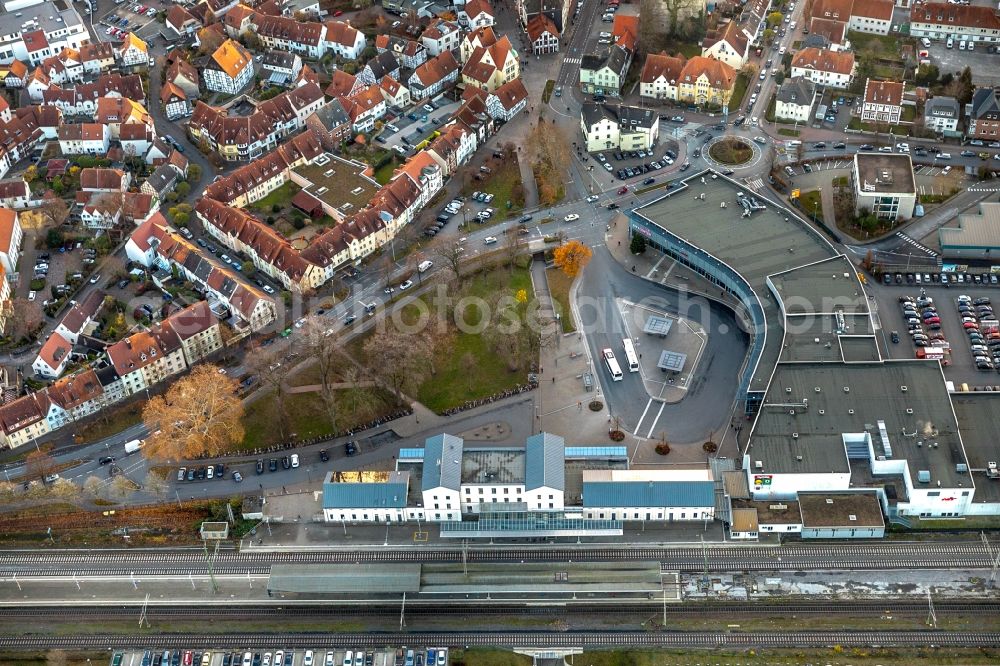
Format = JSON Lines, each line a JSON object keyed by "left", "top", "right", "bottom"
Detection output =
{"left": 645, "top": 254, "right": 667, "bottom": 279}
{"left": 646, "top": 401, "right": 666, "bottom": 439}
{"left": 634, "top": 398, "right": 653, "bottom": 434}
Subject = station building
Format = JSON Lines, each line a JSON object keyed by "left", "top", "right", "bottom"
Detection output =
{"left": 321, "top": 433, "right": 716, "bottom": 533}
{"left": 627, "top": 170, "right": 1000, "bottom": 526}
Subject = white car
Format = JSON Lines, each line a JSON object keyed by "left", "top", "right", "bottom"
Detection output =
{"left": 564, "top": 213, "right": 580, "bottom": 222}
{"left": 262, "top": 284, "right": 275, "bottom": 294}
{"left": 399, "top": 279, "right": 414, "bottom": 290}
{"left": 290, "top": 453, "right": 299, "bottom": 468}
{"left": 604, "top": 162, "right": 613, "bottom": 171}
{"left": 303, "top": 652, "right": 313, "bottom": 666}
{"left": 294, "top": 318, "right": 306, "bottom": 328}
{"left": 27, "top": 290, "right": 36, "bottom": 302}
{"left": 586, "top": 195, "right": 599, "bottom": 202}
{"left": 484, "top": 236, "right": 498, "bottom": 245}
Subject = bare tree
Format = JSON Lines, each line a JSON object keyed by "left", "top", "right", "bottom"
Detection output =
{"left": 246, "top": 346, "right": 294, "bottom": 440}
{"left": 25, "top": 450, "right": 58, "bottom": 481}
{"left": 362, "top": 328, "right": 431, "bottom": 402}
{"left": 83, "top": 475, "right": 103, "bottom": 498}
{"left": 5, "top": 297, "right": 42, "bottom": 341}
{"left": 433, "top": 237, "right": 467, "bottom": 283}
{"left": 501, "top": 228, "right": 526, "bottom": 270}
{"left": 108, "top": 475, "right": 137, "bottom": 502}
{"left": 47, "top": 478, "right": 80, "bottom": 500}
{"left": 143, "top": 469, "right": 169, "bottom": 497}
{"left": 299, "top": 316, "right": 346, "bottom": 432}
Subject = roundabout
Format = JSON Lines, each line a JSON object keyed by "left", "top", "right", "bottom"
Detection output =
{"left": 701, "top": 134, "right": 766, "bottom": 172}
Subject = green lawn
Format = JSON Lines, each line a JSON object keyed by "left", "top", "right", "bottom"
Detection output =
{"left": 374, "top": 157, "right": 401, "bottom": 185}
{"left": 465, "top": 157, "right": 525, "bottom": 220}
{"left": 412, "top": 265, "right": 534, "bottom": 412}
{"left": 241, "top": 386, "right": 401, "bottom": 449}
{"left": 777, "top": 127, "right": 801, "bottom": 137}
{"left": 798, "top": 190, "right": 823, "bottom": 222}
{"left": 727, "top": 72, "right": 749, "bottom": 112}
{"left": 75, "top": 402, "right": 144, "bottom": 445}
{"left": 847, "top": 117, "right": 909, "bottom": 135}
{"left": 546, "top": 266, "right": 576, "bottom": 333}
{"left": 248, "top": 181, "right": 300, "bottom": 212}
{"left": 542, "top": 79, "right": 555, "bottom": 104}
{"left": 847, "top": 29, "right": 909, "bottom": 54}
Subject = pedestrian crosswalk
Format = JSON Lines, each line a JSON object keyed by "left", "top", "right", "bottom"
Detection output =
{"left": 744, "top": 177, "right": 764, "bottom": 190}
{"left": 968, "top": 184, "right": 1000, "bottom": 192}
{"left": 562, "top": 57, "right": 582, "bottom": 65}
{"left": 896, "top": 232, "right": 939, "bottom": 257}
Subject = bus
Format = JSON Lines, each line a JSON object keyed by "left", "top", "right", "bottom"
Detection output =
{"left": 622, "top": 338, "right": 639, "bottom": 373}
{"left": 602, "top": 348, "right": 623, "bottom": 381}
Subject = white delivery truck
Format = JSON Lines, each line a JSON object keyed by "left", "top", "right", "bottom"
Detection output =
{"left": 124, "top": 439, "right": 143, "bottom": 455}
{"left": 418, "top": 260, "right": 433, "bottom": 273}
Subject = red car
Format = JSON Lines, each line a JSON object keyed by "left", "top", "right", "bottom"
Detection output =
{"left": 617, "top": 186, "right": 628, "bottom": 194}
{"left": 334, "top": 9, "right": 343, "bottom": 15}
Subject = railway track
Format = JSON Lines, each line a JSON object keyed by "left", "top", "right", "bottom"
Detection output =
{"left": 0, "top": 542, "right": 992, "bottom": 574}
{"left": 1, "top": 630, "right": 999, "bottom": 650}
{"left": 0, "top": 601, "right": 997, "bottom": 618}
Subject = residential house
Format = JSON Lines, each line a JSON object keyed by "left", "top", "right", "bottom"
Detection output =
{"left": 169, "top": 300, "right": 223, "bottom": 365}
{"left": 0, "top": 3, "right": 90, "bottom": 68}
{"left": 677, "top": 56, "right": 736, "bottom": 107}
{"left": 701, "top": 21, "right": 751, "bottom": 70}
{"left": 639, "top": 52, "right": 686, "bottom": 102}
{"left": 462, "top": 35, "right": 520, "bottom": 92}
{"left": 525, "top": 14, "right": 559, "bottom": 55}
{"left": 117, "top": 33, "right": 149, "bottom": 67}
{"left": 261, "top": 51, "right": 303, "bottom": 87}
{"left": 79, "top": 42, "right": 117, "bottom": 75}
{"left": 461, "top": 26, "right": 499, "bottom": 63}
{"left": 357, "top": 51, "right": 401, "bottom": 87}
{"left": 81, "top": 192, "right": 124, "bottom": 229}
{"left": 460, "top": 0, "right": 495, "bottom": 28}
{"left": 106, "top": 320, "right": 187, "bottom": 397}
{"left": 861, "top": 78, "right": 903, "bottom": 124}
{"left": 517, "top": 0, "right": 567, "bottom": 32}
{"left": 322, "top": 20, "right": 367, "bottom": 60}
{"left": 223, "top": 4, "right": 256, "bottom": 37}
{"left": 33, "top": 331, "right": 73, "bottom": 379}
{"left": 379, "top": 76, "right": 412, "bottom": 109}
{"left": 142, "top": 164, "right": 179, "bottom": 199}
{"left": 579, "top": 102, "right": 659, "bottom": 152}
{"left": 57, "top": 123, "right": 110, "bottom": 155}
{"left": 486, "top": 77, "right": 529, "bottom": 121}
{"left": 579, "top": 44, "right": 630, "bottom": 97}
{"left": 122, "top": 192, "right": 160, "bottom": 226}
{"left": 426, "top": 124, "right": 477, "bottom": 177}
{"left": 3, "top": 60, "right": 28, "bottom": 88}
{"left": 909, "top": 3, "right": 1000, "bottom": 43}
{"left": 305, "top": 99, "right": 353, "bottom": 149}
{"left": 0, "top": 391, "right": 51, "bottom": 449}
{"left": 54, "top": 291, "right": 105, "bottom": 345}
{"left": 203, "top": 39, "right": 254, "bottom": 94}
{"left": 848, "top": 0, "right": 894, "bottom": 35}
{"left": 808, "top": 18, "right": 848, "bottom": 47}
{"left": 408, "top": 49, "right": 460, "bottom": 100}
{"left": 80, "top": 168, "right": 130, "bottom": 193}
{"left": 790, "top": 47, "right": 856, "bottom": 88}
{"left": 254, "top": 14, "right": 326, "bottom": 58}
{"left": 421, "top": 19, "right": 461, "bottom": 56}
{"left": 0, "top": 178, "right": 30, "bottom": 209}
{"left": 161, "top": 82, "right": 191, "bottom": 121}
{"left": 924, "top": 96, "right": 960, "bottom": 135}
{"left": 967, "top": 87, "right": 1000, "bottom": 139}
{"left": 774, "top": 77, "right": 816, "bottom": 122}
{"left": 341, "top": 85, "right": 388, "bottom": 132}
{"left": 325, "top": 69, "right": 365, "bottom": 99}
{"left": 166, "top": 59, "right": 200, "bottom": 100}
{"left": 0, "top": 207, "right": 21, "bottom": 274}
{"left": 166, "top": 5, "right": 202, "bottom": 37}
{"left": 376, "top": 35, "right": 428, "bottom": 69}
{"left": 46, "top": 369, "right": 108, "bottom": 427}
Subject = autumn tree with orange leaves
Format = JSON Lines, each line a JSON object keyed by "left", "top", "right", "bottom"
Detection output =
{"left": 141, "top": 365, "right": 244, "bottom": 460}
{"left": 553, "top": 240, "right": 593, "bottom": 278}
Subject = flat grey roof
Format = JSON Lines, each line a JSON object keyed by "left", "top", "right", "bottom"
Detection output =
{"left": 643, "top": 315, "right": 673, "bottom": 337}
{"left": 564, "top": 456, "right": 630, "bottom": 506}
{"left": 749, "top": 361, "right": 969, "bottom": 488}
{"left": 949, "top": 393, "right": 1000, "bottom": 470}
{"left": 632, "top": 173, "right": 835, "bottom": 393}
{"left": 798, "top": 492, "right": 884, "bottom": 528}
{"left": 768, "top": 256, "right": 870, "bottom": 316}
{"left": 940, "top": 202, "right": 1000, "bottom": 251}
{"left": 418, "top": 561, "right": 659, "bottom": 594}
{"left": 268, "top": 564, "right": 421, "bottom": 594}
{"left": 461, "top": 448, "right": 525, "bottom": 485}
{"left": 839, "top": 336, "right": 881, "bottom": 362}
{"left": 657, "top": 350, "right": 686, "bottom": 372}
{"left": 854, "top": 153, "right": 916, "bottom": 195}
{"left": 0, "top": 0, "right": 84, "bottom": 37}
{"left": 732, "top": 498, "right": 801, "bottom": 524}
{"left": 780, "top": 315, "right": 876, "bottom": 363}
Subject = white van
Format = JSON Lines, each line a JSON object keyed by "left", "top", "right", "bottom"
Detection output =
{"left": 344, "top": 651, "right": 353, "bottom": 666}
{"left": 938, "top": 153, "right": 952, "bottom": 160}
{"left": 946, "top": 36, "right": 954, "bottom": 48}
{"left": 959, "top": 40, "right": 967, "bottom": 49}
{"left": 921, "top": 37, "right": 932, "bottom": 48}
{"left": 418, "top": 260, "right": 433, "bottom": 272}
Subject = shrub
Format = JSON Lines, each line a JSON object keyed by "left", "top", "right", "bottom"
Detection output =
{"left": 655, "top": 443, "right": 671, "bottom": 455}
{"left": 630, "top": 233, "right": 646, "bottom": 255}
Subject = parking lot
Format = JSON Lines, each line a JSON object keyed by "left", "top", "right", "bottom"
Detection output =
{"left": 579, "top": 138, "right": 683, "bottom": 184}
{"left": 97, "top": 0, "right": 162, "bottom": 43}
{"left": 874, "top": 277, "right": 1000, "bottom": 386}
{"left": 115, "top": 647, "right": 448, "bottom": 666}
{"left": 375, "top": 100, "right": 460, "bottom": 156}
{"left": 927, "top": 41, "right": 1000, "bottom": 86}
